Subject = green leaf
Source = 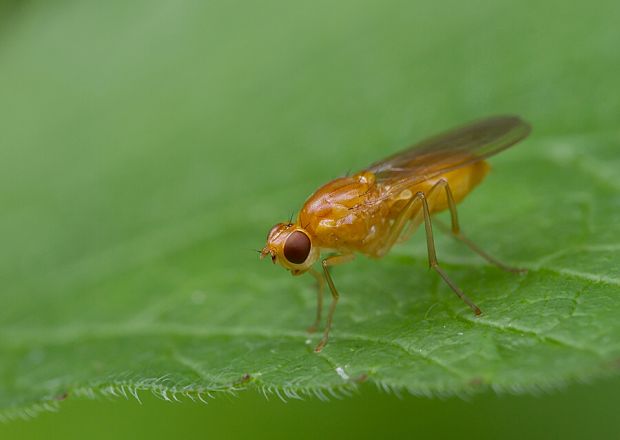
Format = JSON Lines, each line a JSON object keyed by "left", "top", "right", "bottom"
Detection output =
{"left": 1, "top": 0, "right": 620, "bottom": 419}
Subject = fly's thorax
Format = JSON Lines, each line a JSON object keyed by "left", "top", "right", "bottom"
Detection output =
{"left": 299, "top": 172, "right": 378, "bottom": 231}
{"left": 296, "top": 174, "right": 392, "bottom": 252}
{"left": 354, "top": 171, "right": 376, "bottom": 185}
{"left": 261, "top": 223, "right": 319, "bottom": 273}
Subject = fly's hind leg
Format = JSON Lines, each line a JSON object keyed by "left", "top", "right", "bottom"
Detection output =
{"left": 433, "top": 179, "right": 526, "bottom": 274}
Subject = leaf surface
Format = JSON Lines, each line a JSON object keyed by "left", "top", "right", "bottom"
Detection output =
{"left": 1, "top": 0, "right": 620, "bottom": 419}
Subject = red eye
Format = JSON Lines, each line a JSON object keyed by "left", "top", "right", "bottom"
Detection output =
{"left": 283, "top": 231, "right": 311, "bottom": 264}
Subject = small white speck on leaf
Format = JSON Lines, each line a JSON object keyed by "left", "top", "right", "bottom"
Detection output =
{"left": 335, "top": 367, "right": 349, "bottom": 381}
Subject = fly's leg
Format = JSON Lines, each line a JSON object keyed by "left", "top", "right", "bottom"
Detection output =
{"left": 415, "top": 191, "right": 482, "bottom": 315}
{"left": 433, "top": 179, "right": 526, "bottom": 274}
{"left": 315, "top": 254, "right": 355, "bottom": 353}
{"left": 373, "top": 189, "right": 481, "bottom": 315}
{"left": 306, "top": 268, "right": 324, "bottom": 333}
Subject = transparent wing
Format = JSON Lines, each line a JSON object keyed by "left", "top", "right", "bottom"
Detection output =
{"left": 367, "top": 115, "right": 531, "bottom": 188}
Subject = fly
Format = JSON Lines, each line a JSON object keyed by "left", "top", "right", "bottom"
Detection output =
{"left": 261, "top": 115, "right": 531, "bottom": 352}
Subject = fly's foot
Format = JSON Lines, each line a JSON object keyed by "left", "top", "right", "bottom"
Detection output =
{"left": 314, "top": 336, "right": 328, "bottom": 353}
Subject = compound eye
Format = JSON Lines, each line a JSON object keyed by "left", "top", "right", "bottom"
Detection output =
{"left": 283, "top": 231, "right": 311, "bottom": 264}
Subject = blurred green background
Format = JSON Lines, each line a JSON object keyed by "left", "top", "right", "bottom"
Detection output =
{"left": 1, "top": 0, "right": 620, "bottom": 438}
{"left": 2, "top": 378, "right": 620, "bottom": 439}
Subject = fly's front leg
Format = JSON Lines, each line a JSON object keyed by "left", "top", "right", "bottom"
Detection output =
{"left": 434, "top": 179, "right": 526, "bottom": 274}
{"left": 306, "top": 268, "right": 324, "bottom": 333}
{"left": 415, "top": 191, "right": 482, "bottom": 316}
{"left": 314, "top": 254, "right": 355, "bottom": 353}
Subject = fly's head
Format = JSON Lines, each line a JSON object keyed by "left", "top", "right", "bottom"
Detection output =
{"left": 260, "top": 222, "right": 318, "bottom": 275}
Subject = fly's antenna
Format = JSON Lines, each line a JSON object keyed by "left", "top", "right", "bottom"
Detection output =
{"left": 288, "top": 211, "right": 295, "bottom": 225}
